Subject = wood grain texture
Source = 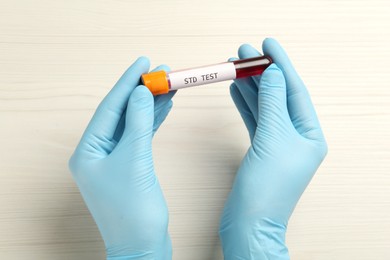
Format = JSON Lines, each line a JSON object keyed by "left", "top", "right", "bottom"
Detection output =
{"left": 1, "top": 0, "right": 390, "bottom": 259}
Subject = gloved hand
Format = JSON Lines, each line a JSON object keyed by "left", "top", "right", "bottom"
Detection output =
{"left": 219, "top": 38, "right": 328, "bottom": 259}
{"left": 69, "top": 57, "right": 175, "bottom": 260}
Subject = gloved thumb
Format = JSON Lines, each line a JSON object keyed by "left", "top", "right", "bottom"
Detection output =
{"left": 119, "top": 85, "right": 154, "bottom": 151}
{"left": 257, "top": 64, "right": 289, "bottom": 128}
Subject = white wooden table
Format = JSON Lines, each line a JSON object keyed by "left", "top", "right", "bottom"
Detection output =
{"left": 1, "top": 0, "right": 389, "bottom": 259}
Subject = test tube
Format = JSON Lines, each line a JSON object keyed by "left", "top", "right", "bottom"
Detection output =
{"left": 141, "top": 56, "right": 272, "bottom": 95}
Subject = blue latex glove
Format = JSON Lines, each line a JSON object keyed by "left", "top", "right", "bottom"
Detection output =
{"left": 219, "top": 38, "right": 328, "bottom": 259}
{"left": 69, "top": 57, "right": 175, "bottom": 260}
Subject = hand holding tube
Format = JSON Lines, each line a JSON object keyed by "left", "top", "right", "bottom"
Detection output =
{"left": 68, "top": 57, "right": 175, "bottom": 259}
{"left": 219, "top": 38, "right": 327, "bottom": 259}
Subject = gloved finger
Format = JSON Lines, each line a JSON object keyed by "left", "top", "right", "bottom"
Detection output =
{"left": 233, "top": 44, "right": 262, "bottom": 122}
{"left": 111, "top": 64, "right": 176, "bottom": 144}
{"left": 229, "top": 56, "right": 257, "bottom": 133}
{"left": 262, "top": 38, "right": 324, "bottom": 140}
{"left": 115, "top": 85, "right": 154, "bottom": 152}
{"left": 230, "top": 83, "right": 256, "bottom": 141}
{"left": 153, "top": 90, "right": 176, "bottom": 133}
{"left": 112, "top": 111, "right": 126, "bottom": 143}
{"left": 155, "top": 89, "right": 176, "bottom": 113}
{"left": 150, "top": 64, "right": 176, "bottom": 133}
{"left": 256, "top": 64, "right": 290, "bottom": 134}
{"left": 233, "top": 76, "right": 258, "bottom": 125}
{"left": 153, "top": 100, "right": 173, "bottom": 134}
{"left": 79, "top": 57, "right": 150, "bottom": 152}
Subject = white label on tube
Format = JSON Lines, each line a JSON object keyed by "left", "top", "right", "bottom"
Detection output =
{"left": 168, "top": 62, "right": 236, "bottom": 90}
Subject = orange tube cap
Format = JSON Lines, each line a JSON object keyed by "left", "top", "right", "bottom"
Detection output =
{"left": 141, "top": 71, "right": 169, "bottom": 95}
